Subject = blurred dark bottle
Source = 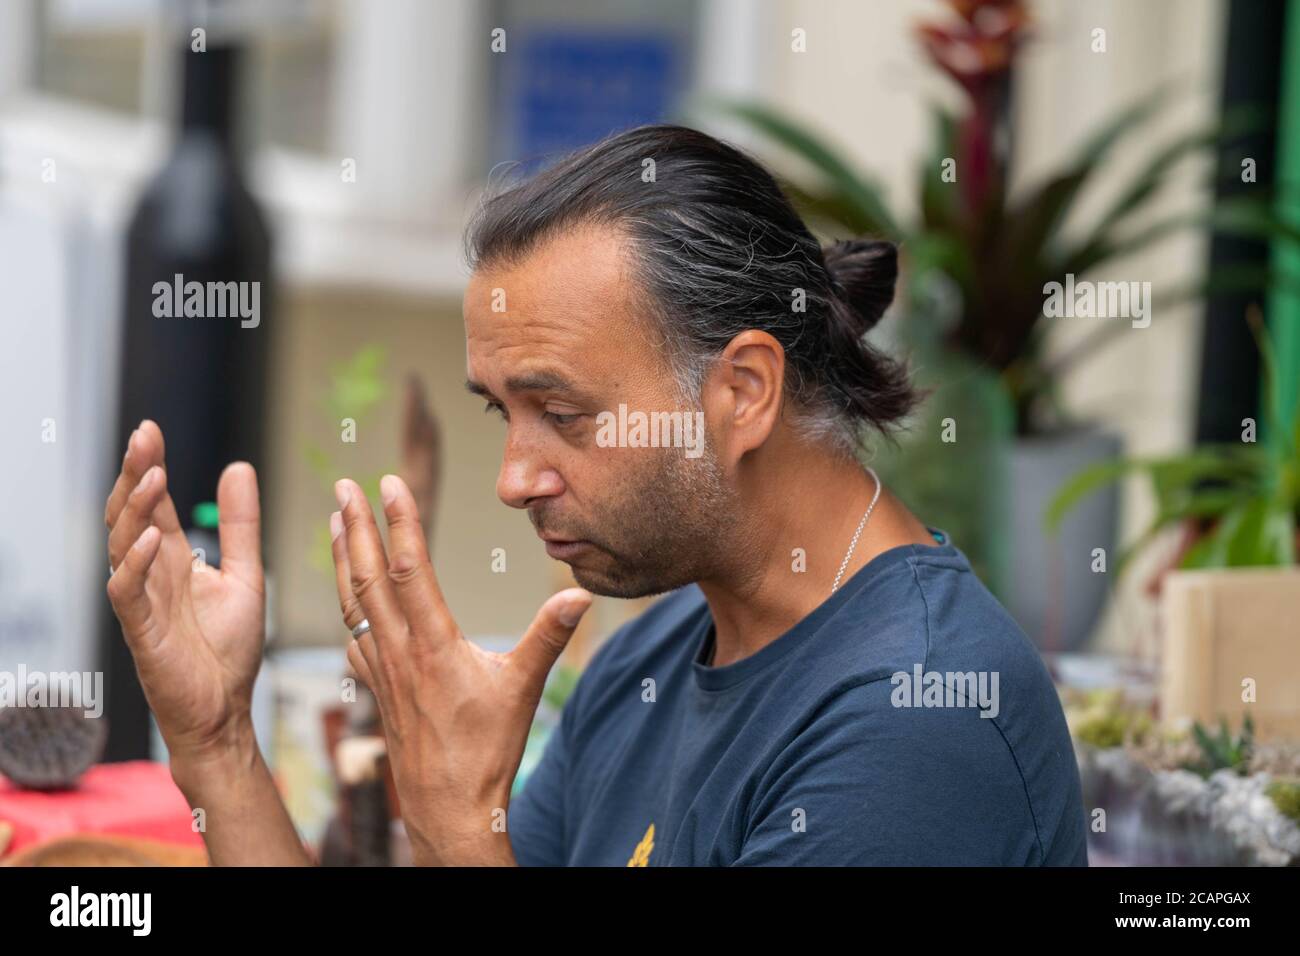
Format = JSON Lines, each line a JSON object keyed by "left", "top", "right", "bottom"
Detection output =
{"left": 103, "top": 41, "right": 273, "bottom": 761}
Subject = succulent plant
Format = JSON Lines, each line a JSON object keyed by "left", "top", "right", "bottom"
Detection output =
{"left": 1266, "top": 777, "right": 1300, "bottom": 823}
{"left": 1064, "top": 687, "right": 1153, "bottom": 749}
{"left": 1182, "top": 714, "right": 1255, "bottom": 779}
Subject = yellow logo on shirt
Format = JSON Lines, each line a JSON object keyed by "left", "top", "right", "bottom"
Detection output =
{"left": 627, "top": 823, "right": 655, "bottom": 866}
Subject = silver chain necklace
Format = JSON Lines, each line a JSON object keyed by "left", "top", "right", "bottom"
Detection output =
{"left": 831, "top": 466, "right": 882, "bottom": 594}
{"left": 705, "top": 466, "right": 884, "bottom": 667}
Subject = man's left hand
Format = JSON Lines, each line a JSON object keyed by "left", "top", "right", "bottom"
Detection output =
{"left": 329, "top": 474, "right": 591, "bottom": 866}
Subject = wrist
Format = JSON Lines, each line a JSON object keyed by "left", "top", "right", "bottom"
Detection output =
{"left": 405, "top": 795, "right": 518, "bottom": 866}
{"left": 410, "top": 828, "right": 517, "bottom": 867}
{"left": 168, "top": 714, "right": 261, "bottom": 796}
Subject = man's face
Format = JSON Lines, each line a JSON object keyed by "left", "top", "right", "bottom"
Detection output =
{"left": 464, "top": 223, "right": 736, "bottom": 598}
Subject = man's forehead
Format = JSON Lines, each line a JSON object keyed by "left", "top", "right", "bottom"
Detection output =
{"left": 463, "top": 223, "right": 652, "bottom": 386}
{"left": 463, "top": 298, "right": 601, "bottom": 394}
{"left": 465, "top": 222, "right": 634, "bottom": 318}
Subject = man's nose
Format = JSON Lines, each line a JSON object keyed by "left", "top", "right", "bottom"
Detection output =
{"left": 496, "top": 437, "right": 564, "bottom": 510}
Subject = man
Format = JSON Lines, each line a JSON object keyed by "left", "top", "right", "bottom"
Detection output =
{"left": 104, "top": 125, "right": 1087, "bottom": 866}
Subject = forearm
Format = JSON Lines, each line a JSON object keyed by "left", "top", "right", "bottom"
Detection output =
{"left": 169, "top": 718, "right": 313, "bottom": 867}
{"left": 398, "top": 778, "right": 520, "bottom": 866}
{"left": 408, "top": 818, "right": 519, "bottom": 866}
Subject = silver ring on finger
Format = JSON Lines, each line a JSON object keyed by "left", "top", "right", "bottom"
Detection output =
{"left": 351, "top": 618, "right": 372, "bottom": 640}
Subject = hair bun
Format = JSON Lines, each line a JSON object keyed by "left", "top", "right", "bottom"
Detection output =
{"left": 823, "top": 239, "right": 898, "bottom": 331}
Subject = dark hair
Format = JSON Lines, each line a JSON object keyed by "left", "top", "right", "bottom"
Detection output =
{"left": 464, "top": 124, "right": 922, "bottom": 455}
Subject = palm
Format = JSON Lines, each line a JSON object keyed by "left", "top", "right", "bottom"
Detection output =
{"left": 105, "top": 422, "right": 267, "bottom": 759}
{"left": 134, "top": 532, "right": 264, "bottom": 751}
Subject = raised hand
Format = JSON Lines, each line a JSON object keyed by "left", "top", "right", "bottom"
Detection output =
{"left": 329, "top": 473, "right": 590, "bottom": 866}
{"left": 104, "top": 420, "right": 266, "bottom": 762}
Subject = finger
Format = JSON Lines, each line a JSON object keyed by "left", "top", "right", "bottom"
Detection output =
{"left": 378, "top": 474, "right": 456, "bottom": 642}
{"left": 106, "top": 526, "right": 163, "bottom": 649}
{"left": 135, "top": 421, "right": 185, "bottom": 536}
{"left": 108, "top": 465, "right": 167, "bottom": 571}
{"left": 333, "top": 518, "right": 383, "bottom": 688}
{"left": 512, "top": 588, "right": 592, "bottom": 694}
{"left": 330, "top": 511, "right": 366, "bottom": 631}
{"left": 335, "top": 479, "right": 409, "bottom": 648}
{"left": 346, "top": 640, "right": 378, "bottom": 693}
{"left": 217, "top": 462, "right": 263, "bottom": 588}
{"left": 105, "top": 421, "right": 183, "bottom": 536}
{"left": 104, "top": 425, "right": 153, "bottom": 528}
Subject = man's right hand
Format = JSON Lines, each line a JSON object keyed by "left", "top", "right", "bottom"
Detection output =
{"left": 104, "top": 420, "right": 266, "bottom": 765}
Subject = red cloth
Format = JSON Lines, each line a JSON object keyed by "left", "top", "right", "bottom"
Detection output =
{"left": 0, "top": 761, "right": 205, "bottom": 855}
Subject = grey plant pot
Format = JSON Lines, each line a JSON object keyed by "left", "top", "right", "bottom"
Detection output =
{"left": 1006, "top": 425, "right": 1122, "bottom": 653}
{"left": 1076, "top": 744, "right": 1300, "bottom": 866}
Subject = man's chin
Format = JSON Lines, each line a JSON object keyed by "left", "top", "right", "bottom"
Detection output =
{"left": 566, "top": 562, "right": 681, "bottom": 601}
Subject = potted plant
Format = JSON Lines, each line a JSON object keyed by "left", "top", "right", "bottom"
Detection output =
{"left": 1066, "top": 688, "right": 1300, "bottom": 865}
{"left": 696, "top": 0, "right": 1290, "bottom": 653}
{"left": 1049, "top": 310, "right": 1300, "bottom": 740}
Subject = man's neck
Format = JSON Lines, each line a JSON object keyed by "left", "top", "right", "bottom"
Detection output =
{"left": 696, "top": 446, "right": 940, "bottom": 669}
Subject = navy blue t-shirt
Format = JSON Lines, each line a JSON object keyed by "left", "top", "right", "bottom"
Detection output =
{"left": 508, "top": 529, "right": 1088, "bottom": 866}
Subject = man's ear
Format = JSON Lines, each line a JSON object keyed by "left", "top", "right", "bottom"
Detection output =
{"left": 706, "top": 330, "right": 785, "bottom": 463}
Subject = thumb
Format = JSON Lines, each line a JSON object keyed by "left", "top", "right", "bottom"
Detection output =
{"left": 512, "top": 587, "right": 592, "bottom": 690}
{"left": 216, "top": 461, "right": 263, "bottom": 588}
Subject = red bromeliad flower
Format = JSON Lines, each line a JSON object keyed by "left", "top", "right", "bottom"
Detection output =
{"left": 917, "top": 0, "right": 1031, "bottom": 220}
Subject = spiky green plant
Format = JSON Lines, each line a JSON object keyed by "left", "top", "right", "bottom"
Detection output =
{"left": 1182, "top": 714, "right": 1255, "bottom": 778}
{"left": 1047, "top": 311, "right": 1297, "bottom": 573}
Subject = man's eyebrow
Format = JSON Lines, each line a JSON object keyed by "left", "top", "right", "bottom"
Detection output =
{"left": 465, "top": 372, "right": 580, "bottom": 399}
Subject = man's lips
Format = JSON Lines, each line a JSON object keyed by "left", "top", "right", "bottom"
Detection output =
{"left": 538, "top": 532, "right": 591, "bottom": 561}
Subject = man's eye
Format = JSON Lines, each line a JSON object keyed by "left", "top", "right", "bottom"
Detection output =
{"left": 483, "top": 401, "right": 507, "bottom": 420}
{"left": 543, "top": 410, "right": 582, "bottom": 426}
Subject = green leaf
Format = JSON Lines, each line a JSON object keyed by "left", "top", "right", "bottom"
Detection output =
{"left": 1063, "top": 197, "right": 1300, "bottom": 278}
{"left": 1010, "top": 85, "right": 1180, "bottom": 269}
{"left": 1045, "top": 449, "right": 1261, "bottom": 533}
{"left": 694, "top": 97, "right": 902, "bottom": 238}
{"left": 1045, "top": 458, "right": 1142, "bottom": 532}
{"left": 328, "top": 344, "right": 389, "bottom": 423}
{"left": 1179, "top": 503, "right": 1246, "bottom": 568}
{"left": 1067, "top": 105, "right": 1267, "bottom": 263}
{"left": 308, "top": 523, "right": 335, "bottom": 578}
{"left": 1256, "top": 497, "right": 1297, "bottom": 564}
{"left": 1073, "top": 84, "right": 1181, "bottom": 170}
{"left": 1005, "top": 168, "right": 1095, "bottom": 273}
{"left": 542, "top": 665, "right": 581, "bottom": 711}
{"left": 303, "top": 442, "right": 332, "bottom": 486}
{"left": 920, "top": 108, "right": 961, "bottom": 234}
{"left": 1225, "top": 497, "right": 1283, "bottom": 565}
{"left": 1246, "top": 309, "right": 1300, "bottom": 468}
{"left": 780, "top": 181, "right": 886, "bottom": 237}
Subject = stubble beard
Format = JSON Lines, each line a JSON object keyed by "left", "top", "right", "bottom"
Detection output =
{"left": 536, "top": 443, "right": 737, "bottom": 600}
